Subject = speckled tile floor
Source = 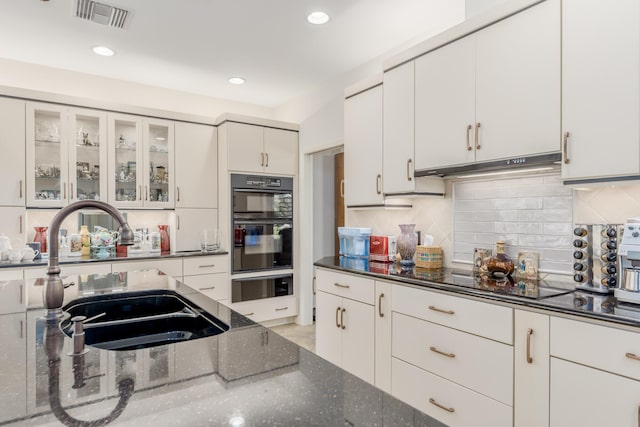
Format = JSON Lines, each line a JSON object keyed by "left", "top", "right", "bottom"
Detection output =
{"left": 269, "top": 323, "right": 316, "bottom": 354}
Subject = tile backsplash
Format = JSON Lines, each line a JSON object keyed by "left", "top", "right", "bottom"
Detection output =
{"left": 346, "top": 173, "right": 640, "bottom": 277}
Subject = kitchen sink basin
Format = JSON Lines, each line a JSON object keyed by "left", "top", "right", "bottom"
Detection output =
{"left": 60, "top": 289, "right": 229, "bottom": 351}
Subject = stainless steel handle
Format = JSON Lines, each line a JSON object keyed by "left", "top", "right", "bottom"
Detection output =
{"left": 63, "top": 182, "right": 67, "bottom": 200}
{"left": 199, "top": 264, "right": 215, "bottom": 268}
{"left": 19, "top": 180, "right": 22, "bottom": 199}
{"left": 177, "top": 216, "right": 180, "bottom": 230}
{"left": 378, "top": 293, "right": 384, "bottom": 318}
{"left": 340, "top": 179, "right": 344, "bottom": 198}
{"left": 19, "top": 320, "right": 23, "bottom": 339}
{"left": 626, "top": 352, "right": 640, "bottom": 362}
{"left": 336, "top": 307, "right": 341, "bottom": 328}
{"left": 429, "top": 398, "right": 454, "bottom": 413}
{"left": 265, "top": 152, "right": 269, "bottom": 167}
{"left": 341, "top": 308, "right": 346, "bottom": 330}
{"left": 139, "top": 185, "right": 142, "bottom": 201}
{"left": 70, "top": 183, "right": 74, "bottom": 200}
{"left": 19, "top": 285, "right": 23, "bottom": 305}
{"left": 176, "top": 186, "right": 180, "bottom": 202}
{"left": 526, "top": 328, "right": 534, "bottom": 364}
{"left": 243, "top": 312, "right": 255, "bottom": 316}
{"left": 376, "top": 174, "right": 382, "bottom": 194}
{"left": 406, "top": 159, "right": 412, "bottom": 181}
{"left": 563, "top": 131, "right": 570, "bottom": 164}
{"left": 261, "top": 152, "right": 265, "bottom": 167}
{"left": 19, "top": 215, "right": 22, "bottom": 234}
{"left": 145, "top": 186, "right": 148, "bottom": 201}
{"left": 275, "top": 306, "right": 288, "bottom": 311}
{"left": 334, "top": 282, "right": 350, "bottom": 289}
{"left": 475, "top": 122, "right": 481, "bottom": 149}
{"left": 429, "top": 305, "right": 455, "bottom": 315}
{"left": 312, "top": 276, "right": 316, "bottom": 295}
{"left": 466, "top": 124, "right": 473, "bottom": 151}
{"left": 430, "top": 346, "right": 456, "bottom": 358}
{"left": 198, "top": 286, "right": 216, "bottom": 291}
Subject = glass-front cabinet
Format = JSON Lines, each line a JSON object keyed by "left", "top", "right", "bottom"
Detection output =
{"left": 108, "top": 113, "right": 174, "bottom": 208}
{"left": 26, "top": 103, "right": 108, "bottom": 208}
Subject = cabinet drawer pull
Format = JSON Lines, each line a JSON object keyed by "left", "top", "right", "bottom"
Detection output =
{"left": 429, "top": 398, "right": 455, "bottom": 413}
{"left": 265, "top": 152, "right": 269, "bottom": 167}
{"left": 626, "top": 352, "right": 640, "bottom": 362}
{"left": 176, "top": 186, "right": 181, "bottom": 202}
{"left": 243, "top": 312, "right": 255, "bottom": 316}
{"left": 563, "top": 131, "right": 570, "bottom": 164}
{"left": 474, "top": 122, "right": 481, "bottom": 149}
{"left": 406, "top": 159, "right": 412, "bottom": 182}
{"left": 428, "top": 305, "right": 454, "bottom": 315}
{"left": 376, "top": 174, "right": 382, "bottom": 194}
{"left": 336, "top": 307, "right": 341, "bottom": 328}
{"left": 466, "top": 124, "right": 473, "bottom": 151}
{"left": 199, "top": 264, "right": 215, "bottom": 268}
{"left": 378, "top": 293, "right": 385, "bottom": 318}
{"left": 341, "top": 308, "right": 346, "bottom": 330}
{"left": 275, "top": 306, "right": 288, "bottom": 311}
{"left": 19, "top": 179, "right": 23, "bottom": 199}
{"left": 70, "top": 183, "right": 74, "bottom": 200}
{"left": 334, "top": 282, "right": 350, "bottom": 289}
{"left": 429, "top": 346, "right": 455, "bottom": 358}
{"left": 198, "top": 286, "right": 216, "bottom": 291}
{"left": 526, "top": 328, "right": 534, "bottom": 364}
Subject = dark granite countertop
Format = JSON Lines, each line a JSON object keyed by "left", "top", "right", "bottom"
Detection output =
{"left": 0, "top": 269, "right": 439, "bottom": 426}
{"left": 315, "top": 256, "right": 640, "bottom": 329}
{"left": 0, "top": 249, "right": 228, "bottom": 269}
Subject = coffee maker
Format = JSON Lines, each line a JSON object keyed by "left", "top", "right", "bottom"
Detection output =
{"left": 572, "top": 224, "right": 621, "bottom": 294}
{"left": 616, "top": 219, "right": 640, "bottom": 304}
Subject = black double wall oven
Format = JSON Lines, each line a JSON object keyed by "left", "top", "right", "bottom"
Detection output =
{"left": 231, "top": 174, "right": 293, "bottom": 303}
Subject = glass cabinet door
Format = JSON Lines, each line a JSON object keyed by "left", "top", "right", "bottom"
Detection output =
{"left": 108, "top": 113, "right": 143, "bottom": 208}
{"left": 69, "top": 108, "right": 107, "bottom": 202}
{"left": 26, "top": 103, "right": 69, "bottom": 207}
{"left": 144, "top": 119, "right": 174, "bottom": 208}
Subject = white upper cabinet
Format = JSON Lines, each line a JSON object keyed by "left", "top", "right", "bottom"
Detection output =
{"left": 226, "top": 122, "right": 297, "bottom": 176}
{"left": 415, "top": 0, "right": 560, "bottom": 172}
{"left": 0, "top": 98, "right": 25, "bottom": 207}
{"left": 174, "top": 122, "right": 217, "bottom": 209}
{"left": 383, "top": 62, "right": 416, "bottom": 194}
{"left": 108, "top": 113, "right": 174, "bottom": 208}
{"left": 344, "top": 84, "right": 384, "bottom": 207}
{"left": 561, "top": 0, "right": 640, "bottom": 181}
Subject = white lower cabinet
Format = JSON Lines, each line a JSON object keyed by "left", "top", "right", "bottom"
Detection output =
{"left": 374, "top": 280, "right": 392, "bottom": 393}
{"left": 550, "top": 358, "right": 640, "bottom": 427}
{"left": 392, "top": 358, "right": 512, "bottom": 427}
{"left": 230, "top": 295, "right": 298, "bottom": 323}
{"left": 181, "top": 273, "right": 228, "bottom": 301}
{"left": 111, "top": 258, "right": 182, "bottom": 278}
{"left": 514, "top": 310, "right": 549, "bottom": 427}
{"left": 0, "top": 313, "right": 26, "bottom": 423}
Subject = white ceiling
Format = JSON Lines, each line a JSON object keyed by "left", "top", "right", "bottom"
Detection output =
{"left": 0, "top": 0, "right": 465, "bottom": 108}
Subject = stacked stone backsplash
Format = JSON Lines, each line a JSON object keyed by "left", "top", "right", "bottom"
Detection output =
{"left": 346, "top": 173, "right": 640, "bottom": 277}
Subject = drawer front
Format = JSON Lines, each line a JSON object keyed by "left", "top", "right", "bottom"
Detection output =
{"left": 551, "top": 317, "right": 640, "bottom": 381}
{"left": 393, "top": 285, "right": 513, "bottom": 344}
{"left": 392, "top": 358, "right": 512, "bottom": 427}
{"left": 393, "top": 312, "right": 513, "bottom": 405}
{"left": 183, "top": 255, "right": 228, "bottom": 276}
{"left": 181, "top": 273, "right": 229, "bottom": 301}
{"left": 111, "top": 259, "right": 183, "bottom": 278}
{"left": 316, "top": 268, "right": 374, "bottom": 304}
{"left": 230, "top": 295, "right": 298, "bottom": 322}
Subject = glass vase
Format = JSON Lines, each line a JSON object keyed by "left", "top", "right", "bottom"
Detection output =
{"left": 397, "top": 224, "right": 417, "bottom": 267}
{"left": 34, "top": 226, "right": 48, "bottom": 254}
{"left": 158, "top": 225, "right": 170, "bottom": 253}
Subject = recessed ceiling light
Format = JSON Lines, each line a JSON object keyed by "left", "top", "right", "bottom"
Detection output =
{"left": 92, "top": 46, "right": 115, "bottom": 57}
{"left": 228, "top": 77, "right": 246, "bottom": 85}
{"left": 307, "top": 11, "right": 330, "bottom": 25}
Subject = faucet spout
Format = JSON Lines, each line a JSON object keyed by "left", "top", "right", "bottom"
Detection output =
{"left": 44, "top": 200, "right": 134, "bottom": 319}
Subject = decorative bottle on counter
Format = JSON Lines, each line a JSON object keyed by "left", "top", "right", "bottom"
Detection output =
{"left": 158, "top": 225, "right": 170, "bottom": 253}
{"left": 396, "top": 224, "right": 417, "bottom": 267}
{"left": 34, "top": 227, "right": 48, "bottom": 254}
{"left": 80, "top": 225, "right": 90, "bottom": 257}
{"left": 487, "top": 240, "right": 515, "bottom": 278}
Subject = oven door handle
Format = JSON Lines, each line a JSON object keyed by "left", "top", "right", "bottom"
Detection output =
{"left": 233, "top": 219, "right": 292, "bottom": 225}
{"left": 232, "top": 274, "right": 292, "bottom": 282}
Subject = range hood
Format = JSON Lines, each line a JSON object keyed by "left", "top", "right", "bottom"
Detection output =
{"left": 414, "top": 152, "right": 562, "bottom": 178}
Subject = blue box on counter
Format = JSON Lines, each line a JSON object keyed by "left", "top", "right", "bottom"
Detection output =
{"left": 338, "top": 227, "right": 371, "bottom": 258}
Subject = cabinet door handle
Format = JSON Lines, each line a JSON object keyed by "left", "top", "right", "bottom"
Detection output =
{"left": 139, "top": 185, "right": 142, "bottom": 201}
{"left": 340, "top": 179, "right": 344, "bottom": 198}
{"left": 429, "top": 398, "right": 455, "bottom": 413}
{"left": 265, "top": 330, "right": 269, "bottom": 345}
{"left": 265, "top": 153, "right": 269, "bottom": 167}
{"left": 199, "top": 264, "right": 215, "bottom": 268}
{"left": 275, "top": 306, "right": 288, "bottom": 311}
{"left": 19, "top": 320, "right": 24, "bottom": 339}
{"left": 334, "top": 282, "right": 350, "bottom": 289}
{"left": 563, "top": 131, "right": 570, "bottom": 164}
{"left": 626, "top": 352, "right": 640, "bottom": 362}
{"left": 19, "top": 179, "right": 23, "bottom": 199}
{"left": 261, "top": 152, "right": 265, "bottom": 167}
{"left": 177, "top": 216, "right": 180, "bottom": 230}
{"left": 336, "top": 307, "right": 341, "bottom": 328}
{"left": 429, "top": 305, "right": 455, "bottom": 315}
{"left": 198, "top": 286, "right": 216, "bottom": 291}
{"left": 429, "top": 346, "right": 456, "bottom": 358}
{"left": 378, "top": 293, "right": 385, "bottom": 318}
{"left": 312, "top": 276, "right": 316, "bottom": 295}
{"left": 466, "top": 124, "right": 473, "bottom": 151}
{"left": 145, "top": 186, "right": 148, "bottom": 201}
{"left": 376, "top": 174, "right": 381, "bottom": 194}
{"left": 341, "top": 308, "right": 346, "bottom": 330}
{"left": 63, "top": 182, "right": 67, "bottom": 200}
{"left": 176, "top": 186, "right": 180, "bottom": 202}
{"left": 19, "top": 285, "right": 23, "bottom": 305}
{"left": 475, "top": 122, "right": 481, "bottom": 149}
{"left": 406, "top": 159, "right": 412, "bottom": 182}
{"left": 261, "top": 331, "right": 265, "bottom": 346}
{"left": 19, "top": 215, "right": 22, "bottom": 234}
{"left": 526, "top": 328, "right": 534, "bottom": 364}
{"left": 70, "top": 183, "right": 74, "bottom": 200}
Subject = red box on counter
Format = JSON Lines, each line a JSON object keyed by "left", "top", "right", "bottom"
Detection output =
{"left": 369, "top": 235, "right": 397, "bottom": 263}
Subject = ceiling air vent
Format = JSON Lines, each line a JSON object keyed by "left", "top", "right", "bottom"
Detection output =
{"left": 74, "top": 0, "right": 129, "bottom": 29}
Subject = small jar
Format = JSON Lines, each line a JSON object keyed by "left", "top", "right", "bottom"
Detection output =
{"left": 487, "top": 241, "right": 515, "bottom": 278}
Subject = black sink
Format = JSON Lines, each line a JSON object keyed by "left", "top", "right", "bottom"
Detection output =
{"left": 60, "top": 290, "right": 229, "bottom": 351}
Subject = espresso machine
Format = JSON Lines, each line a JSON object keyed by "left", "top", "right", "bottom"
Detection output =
{"left": 572, "top": 224, "right": 621, "bottom": 294}
{"left": 616, "top": 219, "right": 640, "bottom": 304}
